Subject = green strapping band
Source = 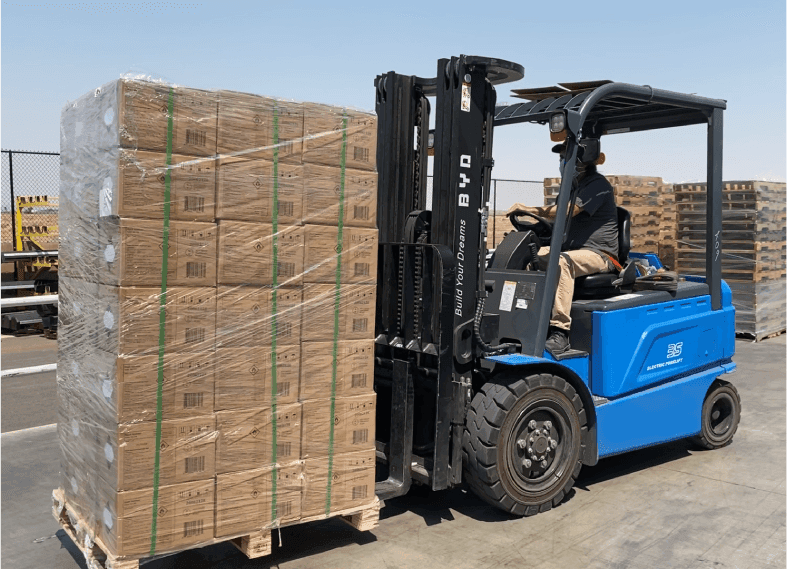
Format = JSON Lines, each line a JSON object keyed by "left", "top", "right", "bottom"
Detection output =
{"left": 270, "top": 105, "right": 280, "bottom": 521}
{"left": 150, "top": 86, "right": 174, "bottom": 555}
{"left": 326, "top": 114, "right": 348, "bottom": 515}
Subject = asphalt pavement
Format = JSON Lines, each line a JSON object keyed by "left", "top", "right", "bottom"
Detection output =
{"left": 1, "top": 332, "right": 785, "bottom": 569}
{"left": 1, "top": 334, "right": 58, "bottom": 433}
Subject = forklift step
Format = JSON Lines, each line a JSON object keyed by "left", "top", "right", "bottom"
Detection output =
{"left": 551, "top": 349, "right": 588, "bottom": 361}
{"left": 592, "top": 395, "right": 610, "bottom": 406}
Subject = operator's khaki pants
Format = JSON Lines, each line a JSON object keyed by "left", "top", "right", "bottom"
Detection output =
{"left": 537, "top": 247, "right": 610, "bottom": 331}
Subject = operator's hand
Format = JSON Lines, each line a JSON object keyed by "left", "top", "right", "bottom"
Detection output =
{"left": 506, "top": 203, "right": 544, "bottom": 216}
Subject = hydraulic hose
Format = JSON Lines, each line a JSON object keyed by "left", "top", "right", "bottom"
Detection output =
{"left": 473, "top": 296, "right": 518, "bottom": 356}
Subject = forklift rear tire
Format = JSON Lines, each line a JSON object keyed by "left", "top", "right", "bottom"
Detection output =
{"left": 692, "top": 379, "right": 741, "bottom": 450}
{"left": 463, "top": 373, "right": 586, "bottom": 516}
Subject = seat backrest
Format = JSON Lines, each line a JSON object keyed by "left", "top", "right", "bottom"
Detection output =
{"left": 617, "top": 207, "right": 631, "bottom": 263}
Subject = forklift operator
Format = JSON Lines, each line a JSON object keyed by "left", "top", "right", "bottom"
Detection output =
{"left": 507, "top": 140, "right": 619, "bottom": 356}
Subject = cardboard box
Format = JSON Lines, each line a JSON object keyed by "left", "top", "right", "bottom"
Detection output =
{"left": 299, "top": 340, "right": 374, "bottom": 400}
{"left": 217, "top": 91, "right": 303, "bottom": 161}
{"left": 109, "top": 150, "right": 216, "bottom": 221}
{"left": 303, "top": 104, "right": 376, "bottom": 172}
{"left": 216, "top": 404, "right": 302, "bottom": 473}
{"left": 98, "top": 218, "right": 217, "bottom": 287}
{"left": 61, "top": 79, "right": 217, "bottom": 156}
{"left": 58, "top": 276, "right": 100, "bottom": 349}
{"left": 95, "top": 415, "right": 217, "bottom": 492}
{"left": 217, "top": 158, "right": 303, "bottom": 223}
{"left": 215, "top": 346, "right": 300, "bottom": 410}
{"left": 112, "top": 352, "right": 215, "bottom": 422}
{"left": 215, "top": 462, "right": 302, "bottom": 538}
{"left": 58, "top": 196, "right": 100, "bottom": 282}
{"left": 217, "top": 221, "right": 304, "bottom": 286}
{"left": 301, "top": 284, "right": 376, "bottom": 342}
{"left": 300, "top": 393, "right": 376, "bottom": 459}
{"left": 216, "top": 285, "right": 302, "bottom": 347}
{"left": 98, "top": 286, "right": 216, "bottom": 355}
{"left": 303, "top": 225, "right": 377, "bottom": 284}
{"left": 60, "top": 347, "right": 215, "bottom": 424}
{"left": 97, "top": 479, "right": 215, "bottom": 558}
{"left": 303, "top": 164, "right": 377, "bottom": 228}
{"left": 302, "top": 449, "right": 376, "bottom": 518}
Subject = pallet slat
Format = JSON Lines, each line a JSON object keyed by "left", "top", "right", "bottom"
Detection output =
{"left": 53, "top": 487, "right": 381, "bottom": 567}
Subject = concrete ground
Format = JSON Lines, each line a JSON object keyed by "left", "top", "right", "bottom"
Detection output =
{"left": 2, "top": 332, "right": 785, "bottom": 569}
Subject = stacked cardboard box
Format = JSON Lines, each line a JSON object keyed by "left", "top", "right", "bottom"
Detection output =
{"left": 543, "top": 176, "right": 676, "bottom": 267}
{"left": 673, "top": 181, "right": 786, "bottom": 340}
{"left": 57, "top": 78, "right": 378, "bottom": 561}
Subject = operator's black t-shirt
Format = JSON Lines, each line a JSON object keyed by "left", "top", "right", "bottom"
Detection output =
{"left": 565, "top": 172, "right": 619, "bottom": 258}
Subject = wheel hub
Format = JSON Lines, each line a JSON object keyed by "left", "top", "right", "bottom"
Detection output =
{"left": 513, "top": 415, "right": 564, "bottom": 481}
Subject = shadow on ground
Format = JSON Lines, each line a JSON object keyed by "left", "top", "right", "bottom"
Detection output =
{"left": 136, "top": 438, "right": 694, "bottom": 568}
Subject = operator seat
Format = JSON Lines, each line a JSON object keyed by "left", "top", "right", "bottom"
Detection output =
{"left": 573, "top": 207, "right": 631, "bottom": 299}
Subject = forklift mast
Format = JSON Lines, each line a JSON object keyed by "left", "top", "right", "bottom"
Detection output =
{"left": 373, "top": 56, "right": 524, "bottom": 499}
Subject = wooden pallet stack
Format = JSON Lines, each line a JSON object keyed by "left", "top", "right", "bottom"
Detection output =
{"left": 56, "top": 78, "right": 380, "bottom": 568}
{"left": 543, "top": 176, "right": 676, "bottom": 267}
{"left": 674, "top": 181, "right": 786, "bottom": 340}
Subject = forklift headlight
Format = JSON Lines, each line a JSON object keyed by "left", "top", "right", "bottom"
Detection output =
{"left": 549, "top": 113, "right": 566, "bottom": 133}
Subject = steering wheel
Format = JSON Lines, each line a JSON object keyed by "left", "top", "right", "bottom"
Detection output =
{"left": 508, "top": 210, "right": 553, "bottom": 239}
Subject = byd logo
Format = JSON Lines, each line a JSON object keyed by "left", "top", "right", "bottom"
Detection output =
{"left": 458, "top": 154, "right": 471, "bottom": 207}
{"left": 667, "top": 342, "right": 683, "bottom": 358}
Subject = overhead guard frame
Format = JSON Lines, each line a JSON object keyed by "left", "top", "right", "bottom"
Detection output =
{"left": 494, "top": 82, "right": 726, "bottom": 314}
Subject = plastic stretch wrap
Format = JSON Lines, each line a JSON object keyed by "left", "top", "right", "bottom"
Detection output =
{"left": 58, "top": 77, "right": 378, "bottom": 560}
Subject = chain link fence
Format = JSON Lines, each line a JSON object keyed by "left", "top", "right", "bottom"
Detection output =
{"left": 2, "top": 150, "right": 60, "bottom": 283}
{"left": 1, "top": 150, "right": 60, "bottom": 253}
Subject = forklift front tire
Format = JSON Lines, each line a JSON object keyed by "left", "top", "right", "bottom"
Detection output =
{"left": 463, "top": 373, "right": 586, "bottom": 516}
{"left": 692, "top": 379, "right": 741, "bottom": 450}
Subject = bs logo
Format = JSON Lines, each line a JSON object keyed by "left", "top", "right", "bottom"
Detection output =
{"left": 667, "top": 342, "right": 683, "bottom": 358}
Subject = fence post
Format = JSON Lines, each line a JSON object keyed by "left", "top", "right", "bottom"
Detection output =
{"left": 8, "top": 150, "right": 19, "bottom": 281}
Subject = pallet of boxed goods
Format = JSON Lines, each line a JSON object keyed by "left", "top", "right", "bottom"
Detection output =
{"left": 55, "top": 78, "right": 380, "bottom": 567}
{"left": 674, "top": 181, "right": 786, "bottom": 340}
{"left": 543, "top": 175, "right": 676, "bottom": 268}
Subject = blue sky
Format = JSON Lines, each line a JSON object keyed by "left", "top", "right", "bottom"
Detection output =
{"left": 2, "top": 0, "right": 785, "bottom": 208}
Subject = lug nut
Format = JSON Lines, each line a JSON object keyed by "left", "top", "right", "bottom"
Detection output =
{"left": 517, "top": 439, "right": 527, "bottom": 449}
{"left": 528, "top": 420, "right": 537, "bottom": 430}
{"left": 550, "top": 439, "right": 558, "bottom": 449}
{"left": 527, "top": 447, "right": 533, "bottom": 454}
{"left": 534, "top": 429, "right": 541, "bottom": 437}
{"left": 544, "top": 421, "right": 552, "bottom": 430}
{"left": 522, "top": 459, "right": 531, "bottom": 468}
{"left": 541, "top": 460, "right": 548, "bottom": 468}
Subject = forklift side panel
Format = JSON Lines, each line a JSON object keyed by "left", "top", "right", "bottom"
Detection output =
{"left": 591, "top": 294, "right": 735, "bottom": 398}
{"left": 596, "top": 362, "right": 736, "bottom": 457}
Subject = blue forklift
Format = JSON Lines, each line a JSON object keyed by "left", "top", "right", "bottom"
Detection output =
{"left": 372, "top": 55, "right": 741, "bottom": 515}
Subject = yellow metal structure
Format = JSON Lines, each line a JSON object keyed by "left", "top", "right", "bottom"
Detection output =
{"left": 14, "top": 195, "right": 58, "bottom": 269}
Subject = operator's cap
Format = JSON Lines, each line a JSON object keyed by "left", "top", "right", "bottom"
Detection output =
{"left": 552, "top": 138, "right": 602, "bottom": 164}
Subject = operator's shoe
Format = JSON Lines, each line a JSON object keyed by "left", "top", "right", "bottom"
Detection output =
{"left": 545, "top": 327, "right": 570, "bottom": 356}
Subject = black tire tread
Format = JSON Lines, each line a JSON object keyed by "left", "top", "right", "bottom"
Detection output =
{"left": 693, "top": 379, "right": 742, "bottom": 450}
{"left": 462, "top": 373, "right": 587, "bottom": 516}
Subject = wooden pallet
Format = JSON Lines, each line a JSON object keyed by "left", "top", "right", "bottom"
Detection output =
{"left": 53, "top": 488, "right": 381, "bottom": 568}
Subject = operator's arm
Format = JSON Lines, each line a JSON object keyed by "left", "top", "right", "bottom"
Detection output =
{"left": 506, "top": 203, "right": 585, "bottom": 219}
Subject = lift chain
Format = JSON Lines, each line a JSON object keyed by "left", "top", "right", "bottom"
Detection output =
{"left": 412, "top": 94, "right": 423, "bottom": 210}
